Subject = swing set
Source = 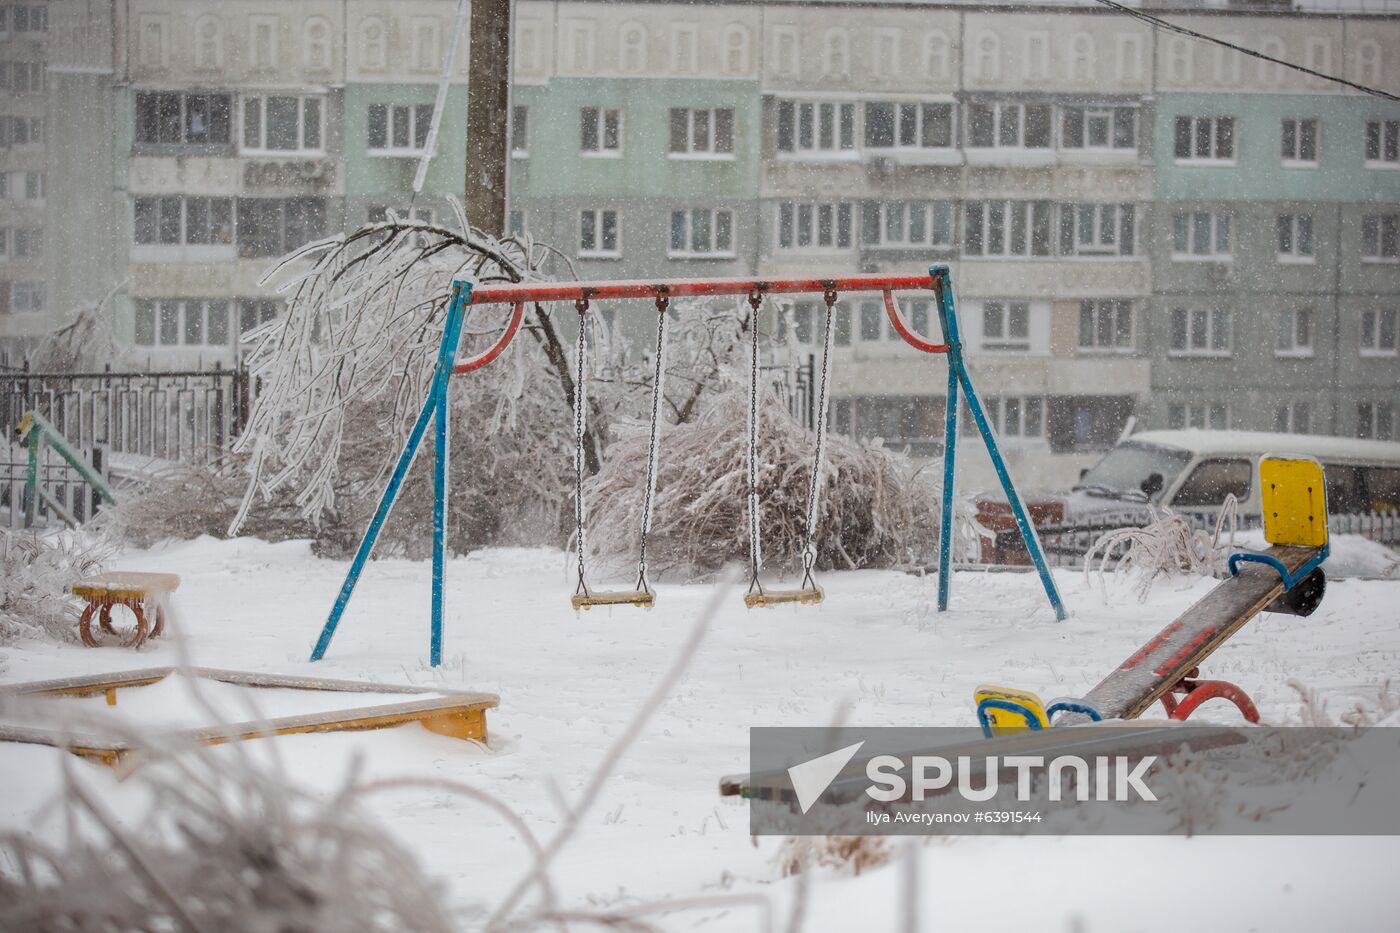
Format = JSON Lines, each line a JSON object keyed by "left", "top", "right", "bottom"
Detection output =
{"left": 309, "top": 265, "right": 1065, "bottom": 666}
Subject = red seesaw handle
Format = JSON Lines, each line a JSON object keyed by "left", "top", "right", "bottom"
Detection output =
{"left": 882, "top": 290, "right": 949, "bottom": 354}
{"left": 453, "top": 301, "right": 526, "bottom": 373}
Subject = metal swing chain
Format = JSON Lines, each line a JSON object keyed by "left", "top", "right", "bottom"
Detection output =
{"left": 745, "top": 292, "right": 764, "bottom": 596}
{"left": 573, "top": 297, "right": 590, "bottom": 598}
{"left": 634, "top": 296, "right": 669, "bottom": 595}
{"left": 798, "top": 288, "right": 838, "bottom": 590}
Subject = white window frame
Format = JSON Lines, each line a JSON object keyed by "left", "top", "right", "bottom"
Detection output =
{"left": 668, "top": 108, "right": 735, "bottom": 160}
{"left": 367, "top": 103, "right": 434, "bottom": 156}
{"left": 132, "top": 195, "right": 236, "bottom": 256}
{"left": 578, "top": 208, "right": 621, "bottom": 259}
{"left": 775, "top": 201, "right": 855, "bottom": 253}
{"left": 10, "top": 226, "right": 41, "bottom": 259}
{"left": 7, "top": 280, "right": 44, "bottom": 313}
{"left": 1280, "top": 117, "right": 1318, "bottom": 168}
{"left": 966, "top": 102, "right": 1053, "bottom": 150}
{"left": 963, "top": 201, "right": 1054, "bottom": 258}
{"left": 1172, "top": 211, "right": 1232, "bottom": 261}
{"left": 979, "top": 300, "right": 1032, "bottom": 352}
{"left": 1168, "top": 402, "right": 1230, "bottom": 431}
{"left": 1360, "top": 307, "right": 1398, "bottom": 357}
{"left": 668, "top": 208, "right": 735, "bottom": 258}
{"left": 1060, "top": 105, "right": 1137, "bottom": 151}
{"left": 1274, "top": 401, "right": 1311, "bottom": 435}
{"left": 1275, "top": 307, "right": 1314, "bottom": 358}
{"left": 1276, "top": 213, "right": 1315, "bottom": 264}
{"left": 1169, "top": 307, "right": 1233, "bottom": 357}
{"left": 862, "top": 201, "right": 954, "bottom": 250}
{"left": 1078, "top": 299, "right": 1133, "bottom": 353}
{"left": 240, "top": 94, "right": 324, "bottom": 155}
{"left": 1361, "top": 213, "right": 1399, "bottom": 264}
{"left": 972, "top": 396, "right": 1045, "bottom": 440}
{"left": 775, "top": 100, "right": 856, "bottom": 160}
{"left": 580, "top": 107, "right": 623, "bottom": 157}
{"left": 1357, "top": 401, "right": 1395, "bottom": 441}
{"left": 1173, "top": 115, "right": 1236, "bottom": 164}
{"left": 1060, "top": 203, "right": 1136, "bottom": 258}
{"left": 1364, "top": 119, "right": 1399, "bottom": 169}
{"left": 863, "top": 101, "right": 955, "bottom": 153}
{"left": 134, "top": 298, "right": 234, "bottom": 349}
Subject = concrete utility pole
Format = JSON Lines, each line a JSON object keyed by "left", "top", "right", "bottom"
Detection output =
{"left": 465, "top": 0, "right": 512, "bottom": 235}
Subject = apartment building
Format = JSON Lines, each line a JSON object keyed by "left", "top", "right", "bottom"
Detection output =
{"left": 10, "top": 0, "right": 1400, "bottom": 488}
{"left": 0, "top": 1, "right": 50, "bottom": 363}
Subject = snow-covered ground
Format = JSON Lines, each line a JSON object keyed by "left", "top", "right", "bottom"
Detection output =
{"left": 3, "top": 537, "right": 1400, "bottom": 930}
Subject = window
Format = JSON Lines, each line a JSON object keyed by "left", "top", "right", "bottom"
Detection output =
{"left": 669, "top": 108, "right": 734, "bottom": 158}
{"left": 511, "top": 105, "right": 528, "bottom": 157}
{"left": 980, "top": 301, "right": 1030, "bottom": 351}
{"left": 1276, "top": 308, "right": 1313, "bottom": 357}
{"left": 1, "top": 227, "right": 42, "bottom": 259}
{"left": 1058, "top": 203, "right": 1135, "bottom": 257}
{"left": 242, "top": 96, "right": 323, "bottom": 153}
{"left": 1361, "top": 214, "right": 1399, "bottom": 263}
{"left": 776, "top": 101, "right": 855, "bottom": 157}
{"left": 861, "top": 202, "right": 953, "bottom": 249}
{"left": 970, "top": 397, "right": 1044, "bottom": 439}
{"left": 133, "top": 299, "right": 232, "bottom": 347}
{"left": 778, "top": 301, "right": 829, "bottom": 346}
{"left": 776, "top": 202, "right": 854, "bottom": 252}
{"left": 1061, "top": 106, "right": 1136, "bottom": 150}
{"left": 580, "top": 107, "right": 622, "bottom": 156}
{"left": 1364, "top": 120, "right": 1399, "bottom": 168}
{"left": 579, "top": 209, "right": 620, "bottom": 258}
{"left": 134, "top": 92, "right": 232, "bottom": 146}
{"left": 367, "top": 103, "right": 433, "bottom": 154}
{"left": 0, "top": 171, "right": 44, "bottom": 203}
{"left": 2, "top": 280, "right": 44, "bottom": 313}
{"left": 1, "top": 61, "right": 45, "bottom": 95}
{"left": 235, "top": 198, "right": 326, "bottom": 258}
{"left": 966, "top": 102, "right": 1052, "bottom": 149}
{"left": 1281, "top": 118, "right": 1318, "bottom": 166}
{"left": 1360, "top": 308, "right": 1398, "bottom": 356}
{"left": 1276, "top": 214, "right": 1314, "bottom": 263}
{"left": 1078, "top": 300, "right": 1133, "bottom": 352}
{"left": 1172, "top": 458, "right": 1251, "bottom": 506}
{"left": 863, "top": 102, "right": 954, "bottom": 151}
{"left": 669, "top": 208, "right": 734, "bottom": 257}
{"left": 854, "top": 298, "right": 931, "bottom": 344}
{"left": 1167, "top": 403, "right": 1230, "bottom": 431}
{"left": 10, "top": 5, "right": 48, "bottom": 32}
{"left": 238, "top": 299, "right": 281, "bottom": 336}
{"left": 1358, "top": 402, "right": 1396, "bottom": 441}
{"left": 1173, "top": 116, "right": 1235, "bottom": 162}
{"left": 1275, "top": 402, "right": 1311, "bottom": 435}
{"left": 1170, "top": 308, "right": 1232, "bottom": 356}
{"left": 0, "top": 115, "right": 42, "bottom": 149}
{"left": 963, "top": 201, "right": 1053, "bottom": 257}
{"left": 133, "top": 196, "right": 234, "bottom": 248}
{"left": 1172, "top": 211, "right": 1232, "bottom": 260}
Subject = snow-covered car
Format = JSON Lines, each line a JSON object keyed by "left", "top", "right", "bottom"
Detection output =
{"left": 1063, "top": 430, "right": 1400, "bottom": 525}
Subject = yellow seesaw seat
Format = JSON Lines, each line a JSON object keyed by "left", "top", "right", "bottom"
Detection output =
{"left": 1259, "top": 455, "right": 1328, "bottom": 548}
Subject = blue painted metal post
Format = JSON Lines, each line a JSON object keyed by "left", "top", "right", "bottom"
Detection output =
{"left": 310, "top": 280, "right": 473, "bottom": 662}
{"left": 430, "top": 293, "right": 466, "bottom": 666}
{"left": 934, "top": 271, "right": 959, "bottom": 613}
{"left": 930, "top": 264, "right": 1067, "bottom": 622}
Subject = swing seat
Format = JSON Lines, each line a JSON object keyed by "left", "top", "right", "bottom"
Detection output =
{"left": 572, "top": 590, "right": 656, "bottom": 610}
{"left": 744, "top": 587, "right": 824, "bottom": 609}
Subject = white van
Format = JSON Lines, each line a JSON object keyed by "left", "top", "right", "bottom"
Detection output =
{"left": 1064, "top": 430, "right": 1400, "bottom": 524}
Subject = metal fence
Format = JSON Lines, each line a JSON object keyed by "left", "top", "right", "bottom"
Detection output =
{"left": 995, "top": 508, "right": 1399, "bottom": 571}
{"left": 0, "top": 366, "right": 252, "bottom": 465}
{"left": 0, "top": 440, "right": 110, "bottom": 530}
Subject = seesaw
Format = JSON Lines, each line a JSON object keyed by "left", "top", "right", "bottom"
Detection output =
{"left": 977, "top": 454, "right": 1330, "bottom": 733}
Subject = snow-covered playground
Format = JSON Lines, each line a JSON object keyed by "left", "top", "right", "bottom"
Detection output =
{"left": 3, "top": 536, "right": 1399, "bottom": 931}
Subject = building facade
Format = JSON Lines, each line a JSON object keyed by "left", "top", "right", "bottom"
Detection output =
{"left": 6, "top": 0, "right": 1399, "bottom": 488}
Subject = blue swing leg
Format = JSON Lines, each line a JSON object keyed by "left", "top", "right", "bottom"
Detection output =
{"left": 310, "top": 280, "right": 473, "bottom": 663}
{"left": 930, "top": 264, "right": 1066, "bottom": 622}
{"left": 937, "top": 336, "right": 959, "bottom": 613}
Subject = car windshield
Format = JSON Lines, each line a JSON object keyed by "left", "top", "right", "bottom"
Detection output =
{"left": 1075, "top": 441, "right": 1193, "bottom": 503}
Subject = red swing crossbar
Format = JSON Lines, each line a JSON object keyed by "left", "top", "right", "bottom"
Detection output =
{"left": 453, "top": 273, "right": 949, "bottom": 374}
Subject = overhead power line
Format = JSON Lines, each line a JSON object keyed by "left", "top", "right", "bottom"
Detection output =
{"left": 1087, "top": 0, "right": 1400, "bottom": 102}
